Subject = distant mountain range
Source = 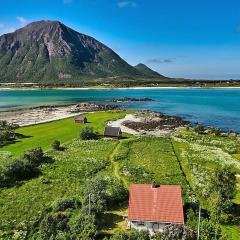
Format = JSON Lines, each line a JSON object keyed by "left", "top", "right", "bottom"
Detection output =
{"left": 0, "top": 20, "right": 167, "bottom": 84}
{"left": 134, "top": 63, "right": 165, "bottom": 78}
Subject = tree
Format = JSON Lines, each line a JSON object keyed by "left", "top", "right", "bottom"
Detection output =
{"left": 71, "top": 214, "right": 96, "bottom": 240}
{"left": 213, "top": 166, "right": 236, "bottom": 200}
{"left": 80, "top": 126, "right": 98, "bottom": 140}
{"left": 106, "top": 178, "right": 128, "bottom": 204}
{"left": 81, "top": 176, "right": 108, "bottom": 214}
{"left": 0, "top": 120, "right": 19, "bottom": 146}
{"left": 207, "top": 166, "right": 237, "bottom": 222}
{"left": 52, "top": 140, "right": 61, "bottom": 151}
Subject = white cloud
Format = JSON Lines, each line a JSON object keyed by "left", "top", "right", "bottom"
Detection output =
{"left": 0, "top": 25, "right": 15, "bottom": 35}
{"left": 147, "top": 58, "right": 175, "bottom": 64}
{"left": 16, "top": 16, "right": 27, "bottom": 26}
{"left": 117, "top": 1, "right": 137, "bottom": 8}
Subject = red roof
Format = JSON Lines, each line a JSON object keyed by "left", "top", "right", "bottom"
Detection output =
{"left": 128, "top": 184, "right": 184, "bottom": 224}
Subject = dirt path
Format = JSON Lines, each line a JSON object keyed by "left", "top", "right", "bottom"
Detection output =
{"left": 108, "top": 140, "right": 130, "bottom": 189}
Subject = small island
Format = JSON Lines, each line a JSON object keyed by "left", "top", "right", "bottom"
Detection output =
{"left": 111, "top": 97, "right": 153, "bottom": 102}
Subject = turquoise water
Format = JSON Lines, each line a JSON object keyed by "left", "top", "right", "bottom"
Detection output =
{"left": 0, "top": 88, "right": 239, "bottom": 132}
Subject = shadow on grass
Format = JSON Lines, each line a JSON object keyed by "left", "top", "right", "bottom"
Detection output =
{"left": 99, "top": 212, "right": 124, "bottom": 230}
{"left": 0, "top": 156, "right": 55, "bottom": 189}
{"left": 15, "top": 133, "right": 33, "bottom": 139}
{"left": 0, "top": 134, "right": 33, "bottom": 148}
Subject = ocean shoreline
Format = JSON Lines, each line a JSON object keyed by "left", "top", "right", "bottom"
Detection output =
{"left": 1, "top": 86, "right": 240, "bottom": 91}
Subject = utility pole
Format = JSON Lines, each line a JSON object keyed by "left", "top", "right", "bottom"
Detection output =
{"left": 88, "top": 193, "right": 92, "bottom": 215}
{"left": 197, "top": 204, "right": 201, "bottom": 240}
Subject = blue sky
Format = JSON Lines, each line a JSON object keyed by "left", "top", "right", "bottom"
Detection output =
{"left": 0, "top": 0, "right": 240, "bottom": 79}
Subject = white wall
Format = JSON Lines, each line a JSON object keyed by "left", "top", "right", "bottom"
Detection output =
{"left": 128, "top": 220, "right": 166, "bottom": 235}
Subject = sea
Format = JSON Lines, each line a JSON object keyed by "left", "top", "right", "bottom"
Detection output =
{"left": 0, "top": 88, "right": 239, "bottom": 132}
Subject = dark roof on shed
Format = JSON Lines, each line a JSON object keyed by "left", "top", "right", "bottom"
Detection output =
{"left": 75, "top": 115, "right": 87, "bottom": 120}
{"left": 104, "top": 127, "right": 122, "bottom": 137}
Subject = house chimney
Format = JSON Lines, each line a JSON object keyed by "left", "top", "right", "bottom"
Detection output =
{"left": 151, "top": 181, "right": 157, "bottom": 188}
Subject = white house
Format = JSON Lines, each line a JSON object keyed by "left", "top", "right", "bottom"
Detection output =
{"left": 128, "top": 183, "right": 184, "bottom": 235}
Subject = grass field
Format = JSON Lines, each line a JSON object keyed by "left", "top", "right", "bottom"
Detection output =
{"left": 172, "top": 129, "right": 240, "bottom": 239}
{"left": 0, "top": 114, "right": 239, "bottom": 239}
{"left": 0, "top": 139, "right": 117, "bottom": 230}
{"left": 0, "top": 111, "right": 129, "bottom": 157}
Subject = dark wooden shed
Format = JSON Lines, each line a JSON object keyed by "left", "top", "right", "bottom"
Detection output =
{"left": 74, "top": 115, "right": 87, "bottom": 124}
{"left": 104, "top": 127, "right": 122, "bottom": 138}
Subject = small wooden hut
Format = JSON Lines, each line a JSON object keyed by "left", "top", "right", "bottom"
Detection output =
{"left": 104, "top": 127, "right": 122, "bottom": 138}
{"left": 74, "top": 115, "right": 87, "bottom": 124}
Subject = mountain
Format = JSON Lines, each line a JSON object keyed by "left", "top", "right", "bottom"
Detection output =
{"left": 134, "top": 63, "right": 165, "bottom": 78}
{"left": 0, "top": 20, "right": 146, "bottom": 83}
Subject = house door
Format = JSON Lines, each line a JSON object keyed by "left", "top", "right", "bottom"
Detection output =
{"left": 152, "top": 223, "right": 159, "bottom": 232}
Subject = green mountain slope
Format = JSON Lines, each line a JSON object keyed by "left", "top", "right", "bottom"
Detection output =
{"left": 0, "top": 20, "right": 143, "bottom": 83}
{"left": 134, "top": 63, "right": 166, "bottom": 78}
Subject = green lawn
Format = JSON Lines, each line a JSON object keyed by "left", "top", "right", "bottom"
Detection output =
{"left": 0, "top": 111, "right": 128, "bottom": 157}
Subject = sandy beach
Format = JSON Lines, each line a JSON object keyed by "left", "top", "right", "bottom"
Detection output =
{"left": 0, "top": 103, "right": 118, "bottom": 126}
{"left": 0, "top": 105, "right": 83, "bottom": 126}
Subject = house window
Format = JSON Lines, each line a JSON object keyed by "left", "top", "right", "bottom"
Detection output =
{"left": 137, "top": 221, "right": 145, "bottom": 226}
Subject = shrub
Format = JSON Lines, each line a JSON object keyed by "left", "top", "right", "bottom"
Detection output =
{"left": 52, "top": 140, "right": 61, "bottom": 151}
{"left": 200, "top": 219, "right": 224, "bottom": 240}
{"left": 158, "top": 224, "right": 195, "bottom": 240}
{"left": 110, "top": 230, "right": 150, "bottom": 240}
{"left": 53, "top": 198, "right": 81, "bottom": 212}
{"left": 38, "top": 212, "right": 70, "bottom": 239}
{"left": 80, "top": 126, "right": 98, "bottom": 140}
{"left": 0, "top": 159, "right": 39, "bottom": 187}
{"left": 194, "top": 124, "right": 205, "bottom": 134}
{"left": 212, "top": 128, "right": 221, "bottom": 136}
{"left": 22, "top": 147, "right": 46, "bottom": 166}
{"left": 0, "top": 147, "right": 53, "bottom": 187}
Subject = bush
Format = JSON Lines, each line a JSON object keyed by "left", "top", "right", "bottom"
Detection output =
{"left": 200, "top": 219, "right": 224, "bottom": 240}
{"left": 52, "top": 140, "right": 61, "bottom": 151}
{"left": 53, "top": 198, "right": 81, "bottom": 212}
{"left": 110, "top": 230, "right": 150, "bottom": 240}
{"left": 0, "top": 159, "right": 39, "bottom": 187}
{"left": 22, "top": 147, "right": 46, "bottom": 166}
{"left": 158, "top": 224, "right": 195, "bottom": 240}
{"left": 80, "top": 126, "right": 98, "bottom": 140}
{"left": 209, "top": 127, "right": 221, "bottom": 136}
{"left": 194, "top": 124, "right": 205, "bottom": 134}
{"left": 0, "top": 147, "right": 53, "bottom": 187}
